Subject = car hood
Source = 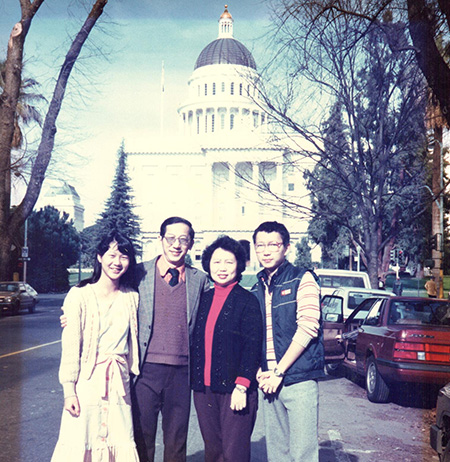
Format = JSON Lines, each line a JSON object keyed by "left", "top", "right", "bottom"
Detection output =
{"left": 0, "top": 291, "right": 18, "bottom": 297}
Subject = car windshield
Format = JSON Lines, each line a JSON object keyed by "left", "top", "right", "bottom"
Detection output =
{"left": 348, "top": 292, "right": 382, "bottom": 310}
{"left": 0, "top": 283, "right": 18, "bottom": 292}
{"left": 389, "top": 300, "right": 450, "bottom": 326}
{"left": 319, "top": 276, "right": 365, "bottom": 289}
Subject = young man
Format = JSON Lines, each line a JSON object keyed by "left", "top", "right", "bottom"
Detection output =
{"left": 133, "top": 217, "right": 209, "bottom": 462}
{"left": 251, "top": 221, "right": 324, "bottom": 462}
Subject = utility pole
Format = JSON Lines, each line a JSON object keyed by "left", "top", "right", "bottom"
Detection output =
{"left": 431, "top": 126, "right": 444, "bottom": 298}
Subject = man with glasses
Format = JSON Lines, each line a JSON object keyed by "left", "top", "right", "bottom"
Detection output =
{"left": 133, "top": 217, "right": 209, "bottom": 462}
{"left": 251, "top": 221, "right": 324, "bottom": 462}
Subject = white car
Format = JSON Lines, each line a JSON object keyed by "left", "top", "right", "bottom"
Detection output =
{"left": 315, "top": 269, "right": 372, "bottom": 297}
{"left": 321, "top": 286, "right": 394, "bottom": 321}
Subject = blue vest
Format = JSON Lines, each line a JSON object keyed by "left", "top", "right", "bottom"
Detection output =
{"left": 251, "top": 261, "right": 324, "bottom": 385}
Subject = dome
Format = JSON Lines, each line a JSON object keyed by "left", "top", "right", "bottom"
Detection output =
{"left": 194, "top": 38, "right": 257, "bottom": 70}
{"left": 220, "top": 5, "right": 232, "bottom": 20}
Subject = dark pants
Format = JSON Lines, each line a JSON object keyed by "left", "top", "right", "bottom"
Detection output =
{"left": 193, "top": 387, "right": 258, "bottom": 462}
{"left": 132, "top": 363, "right": 190, "bottom": 462}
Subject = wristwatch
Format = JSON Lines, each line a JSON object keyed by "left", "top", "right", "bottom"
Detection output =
{"left": 235, "top": 385, "right": 247, "bottom": 394}
{"left": 273, "top": 367, "right": 286, "bottom": 378}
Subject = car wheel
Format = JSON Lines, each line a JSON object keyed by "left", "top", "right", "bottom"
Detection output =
{"left": 365, "top": 356, "right": 390, "bottom": 403}
{"left": 325, "top": 362, "right": 342, "bottom": 376}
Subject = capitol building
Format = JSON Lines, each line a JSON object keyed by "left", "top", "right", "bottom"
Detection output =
{"left": 127, "top": 6, "right": 315, "bottom": 268}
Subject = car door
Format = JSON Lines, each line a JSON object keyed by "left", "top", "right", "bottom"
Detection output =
{"left": 337, "top": 298, "right": 377, "bottom": 362}
{"left": 355, "top": 298, "right": 386, "bottom": 375}
{"left": 322, "top": 295, "right": 345, "bottom": 361}
{"left": 18, "top": 283, "right": 31, "bottom": 307}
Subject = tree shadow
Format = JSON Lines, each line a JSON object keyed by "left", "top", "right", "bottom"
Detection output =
{"left": 319, "top": 440, "right": 359, "bottom": 461}
{"left": 187, "top": 437, "right": 268, "bottom": 461}
{"left": 390, "top": 382, "right": 441, "bottom": 409}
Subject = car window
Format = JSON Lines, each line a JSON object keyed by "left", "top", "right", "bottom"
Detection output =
{"left": 347, "top": 292, "right": 381, "bottom": 310}
{"left": 363, "top": 299, "right": 384, "bottom": 326}
{"left": 0, "top": 283, "right": 18, "bottom": 292}
{"left": 321, "top": 296, "right": 343, "bottom": 321}
{"left": 348, "top": 298, "right": 377, "bottom": 322}
{"left": 389, "top": 300, "right": 450, "bottom": 326}
{"left": 319, "top": 275, "right": 365, "bottom": 289}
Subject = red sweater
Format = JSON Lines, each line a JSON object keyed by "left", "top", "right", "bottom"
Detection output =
{"left": 204, "top": 282, "right": 250, "bottom": 388}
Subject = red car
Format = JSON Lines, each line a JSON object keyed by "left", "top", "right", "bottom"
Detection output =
{"left": 323, "top": 296, "right": 450, "bottom": 403}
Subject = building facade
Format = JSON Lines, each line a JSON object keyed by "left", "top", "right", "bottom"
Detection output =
{"left": 128, "top": 7, "right": 314, "bottom": 267}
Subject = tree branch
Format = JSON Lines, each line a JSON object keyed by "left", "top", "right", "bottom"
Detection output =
{"left": 12, "top": 0, "right": 109, "bottom": 230}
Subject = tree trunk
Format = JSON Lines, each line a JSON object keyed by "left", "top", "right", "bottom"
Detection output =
{"left": 0, "top": 2, "right": 42, "bottom": 281}
{"left": 407, "top": 0, "right": 450, "bottom": 128}
{"left": 0, "top": 0, "right": 108, "bottom": 281}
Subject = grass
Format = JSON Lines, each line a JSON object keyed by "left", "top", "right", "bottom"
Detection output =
{"left": 68, "top": 269, "right": 93, "bottom": 287}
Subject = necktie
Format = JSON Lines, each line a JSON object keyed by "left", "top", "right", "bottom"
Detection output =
{"left": 168, "top": 268, "right": 180, "bottom": 287}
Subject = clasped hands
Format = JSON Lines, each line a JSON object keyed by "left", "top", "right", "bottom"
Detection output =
{"left": 256, "top": 367, "right": 283, "bottom": 394}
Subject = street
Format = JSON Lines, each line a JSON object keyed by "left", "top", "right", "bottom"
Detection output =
{"left": 0, "top": 294, "right": 440, "bottom": 462}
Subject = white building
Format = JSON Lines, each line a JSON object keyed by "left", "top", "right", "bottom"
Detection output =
{"left": 128, "top": 6, "right": 314, "bottom": 267}
{"left": 34, "top": 180, "right": 85, "bottom": 232}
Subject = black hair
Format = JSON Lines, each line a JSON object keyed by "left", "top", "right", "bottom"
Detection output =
{"left": 252, "top": 221, "right": 290, "bottom": 246}
{"left": 201, "top": 235, "right": 247, "bottom": 283}
{"left": 78, "top": 230, "right": 137, "bottom": 289}
{"left": 160, "top": 216, "right": 195, "bottom": 242}
{"left": 238, "top": 239, "right": 251, "bottom": 263}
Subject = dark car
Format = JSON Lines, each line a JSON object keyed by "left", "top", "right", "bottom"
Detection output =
{"left": 430, "top": 383, "right": 450, "bottom": 461}
{"left": 323, "top": 296, "right": 450, "bottom": 403}
{"left": 0, "top": 282, "right": 39, "bottom": 315}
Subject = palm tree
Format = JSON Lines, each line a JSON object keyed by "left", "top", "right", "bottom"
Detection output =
{"left": 0, "top": 60, "right": 46, "bottom": 149}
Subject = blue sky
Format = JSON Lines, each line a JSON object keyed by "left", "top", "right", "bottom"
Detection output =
{"left": 0, "top": 1, "right": 271, "bottom": 225}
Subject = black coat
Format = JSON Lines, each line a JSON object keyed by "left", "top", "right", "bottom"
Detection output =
{"left": 191, "top": 284, "right": 263, "bottom": 394}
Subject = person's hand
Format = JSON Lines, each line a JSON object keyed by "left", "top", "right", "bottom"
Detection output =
{"left": 230, "top": 387, "right": 247, "bottom": 411}
{"left": 256, "top": 367, "right": 270, "bottom": 384}
{"left": 64, "top": 396, "right": 80, "bottom": 417}
{"left": 60, "top": 314, "right": 68, "bottom": 329}
{"left": 258, "top": 371, "right": 283, "bottom": 394}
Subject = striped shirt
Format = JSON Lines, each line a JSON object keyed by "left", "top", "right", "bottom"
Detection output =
{"left": 263, "top": 271, "right": 320, "bottom": 369}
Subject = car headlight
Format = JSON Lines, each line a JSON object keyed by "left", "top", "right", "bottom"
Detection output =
{"left": 5, "top": 297, "right": 12, "bottom": 302}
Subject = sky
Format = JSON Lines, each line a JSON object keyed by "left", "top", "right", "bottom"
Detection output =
{"left": 0, "top": 0, "right": 272, "bottom": 226}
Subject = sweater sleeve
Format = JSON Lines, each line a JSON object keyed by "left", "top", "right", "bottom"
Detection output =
{"left": 59, "top": 287, "right": 83, "bottom": 399}
{"left": 292, "top": 271, "right": 321, "bottom": 348}
{"left": 236, "top": 292, "right": 263, "bottom": 384}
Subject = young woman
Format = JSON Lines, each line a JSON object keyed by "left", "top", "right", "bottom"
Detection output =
{"left": 191, "top": 236, "right": 263, "bottom": 462}
{"left": 51, "top": 231, "right": 140, "bottom": 461}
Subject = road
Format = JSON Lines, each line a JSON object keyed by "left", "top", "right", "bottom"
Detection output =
{"left": 0, "top": 294, "right": 440, "bottom": 462}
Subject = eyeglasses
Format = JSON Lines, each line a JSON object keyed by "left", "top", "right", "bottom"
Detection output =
{"left": 164, "top": 236, "right": 190, "bottom": 247}
{"left": 255, "top": 242, "right": 284, "bottom": 253}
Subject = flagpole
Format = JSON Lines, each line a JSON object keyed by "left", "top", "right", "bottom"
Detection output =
{"left": 160, "top": 60, "right": 165, "bottom": 137}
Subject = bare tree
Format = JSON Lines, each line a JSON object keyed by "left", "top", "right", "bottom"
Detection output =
{"left": 257, "top": 4, "right": 430, "bottom": 287}
{"left": 281, "top": 0, "right": 450, "bottom": 127}
{"left": 0, "top": 0, "right": 108, "bottom": 280}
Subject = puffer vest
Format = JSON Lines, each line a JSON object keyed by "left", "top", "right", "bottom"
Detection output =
{"left": 251, "top": 261, "right": 324, "bottom": 386}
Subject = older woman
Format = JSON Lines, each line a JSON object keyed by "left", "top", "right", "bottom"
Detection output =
{"left": 191, "top": 236, "right": 263, "bottom": 462}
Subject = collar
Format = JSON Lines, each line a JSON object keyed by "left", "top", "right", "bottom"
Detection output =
{"left": 213, "top": 281, "right": 238, "bottom": 296}
{"left": 258, "top": 260, "right": 290, "bottom": 293}
{"left": 157, "top": 255, "right": 186, "bottom": 282}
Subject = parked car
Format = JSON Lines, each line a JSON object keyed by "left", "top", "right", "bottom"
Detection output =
{"left": 321, "top": 287, "right": 394, "bottom": 320}
{"left": 430, "top": 382, "right": 450, "bottom": 461}
{"left": 323, "top": 296, "right": 450, "bottom": 403}
{"left": 0, "top": 282, "right": 39, "bottom": 315}
{"left": 315, "top": 269, "right": 371, "bottom": 297}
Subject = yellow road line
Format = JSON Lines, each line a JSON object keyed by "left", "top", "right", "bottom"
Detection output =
{"left": 0, "top": 340, "right": 61, "bottom": 359}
